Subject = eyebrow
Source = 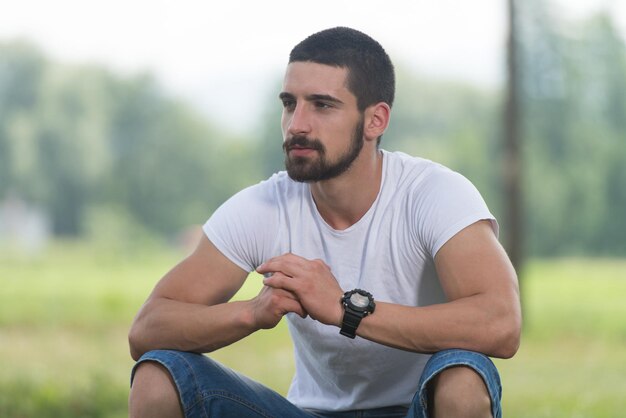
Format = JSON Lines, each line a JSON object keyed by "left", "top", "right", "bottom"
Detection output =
{"left": 278, "top": 92, "right": 345, "bottom": 106}
{"left": 307, "top": 94, "right": 344, "bottom": 105}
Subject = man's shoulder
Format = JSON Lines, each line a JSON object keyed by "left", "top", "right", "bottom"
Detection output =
{"left": 231, "top": 171, "right": 306, "bottom": 208}
{"left": 264, "top": 170, "right": 298, "bottom": 187}
{"left": 382, "top": 150, "right": 460, "bottom": 186}
{"left": 254, "top": 171, "right": 306, "bottom": 196}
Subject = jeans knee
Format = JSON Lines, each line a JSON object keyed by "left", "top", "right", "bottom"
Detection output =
{"left": 429, "top": 366, "right": 492, "bottom": 418}
{"left": 130, "top": 361, "right": 184, "bottom": 418}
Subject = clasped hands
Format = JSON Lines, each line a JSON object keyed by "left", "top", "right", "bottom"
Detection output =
{"left": 252, "top": 253, "right": 344, "bottom": 330}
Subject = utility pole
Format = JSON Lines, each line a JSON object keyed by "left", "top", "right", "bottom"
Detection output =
{"left": 504, "top": 0, "right": 524, "bottom": 273}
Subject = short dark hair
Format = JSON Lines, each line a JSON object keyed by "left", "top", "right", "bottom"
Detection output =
{"left": 289, "top": 27, "right": 395, "bottom": 112}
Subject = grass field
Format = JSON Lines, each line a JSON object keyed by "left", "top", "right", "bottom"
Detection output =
{"left": 1, "top": 241, "right": 625, "bottom": 417}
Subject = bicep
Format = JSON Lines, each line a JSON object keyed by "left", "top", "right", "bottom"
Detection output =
{"left": 434, "top": 220, "right": 519, "bottom": 302}
{"left": 150, "top": 234, "right": 249, "bottom": 306}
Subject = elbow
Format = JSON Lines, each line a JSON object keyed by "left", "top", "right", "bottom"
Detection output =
{"left": 128, "top": 319, "right": 149, "bottom": 362}
{"left": 490, "top": 311, "right": 522, "bottom": 359}
{"left": 493, "top": 329, "right": 521, "bottom": 359}
{"left": 128, "top": 326, "right": 142, "bottom": 362}
{"left": 128, "top": 298, "right": 159, "bottom": 361}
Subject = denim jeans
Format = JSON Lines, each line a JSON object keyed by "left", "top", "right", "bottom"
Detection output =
{"left": 131, "top": 348, "right": 502, "bottom": 418}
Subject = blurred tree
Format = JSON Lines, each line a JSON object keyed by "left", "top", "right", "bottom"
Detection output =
{"left": 35, "top": 65, "right": 113, "bottom": 235}
{"left": 256, "top": 79, "right": 286, "bottom": 179}
{"left": 3, "top": 11, "right": 626, "bottom": 256}
{"left": 0, "top": 41, "right": 45, "bottom": 203}
{"left": 0, "top": 41, "right": 259, "bottom": 239}
{"left": 520, "top": 4, "right": 626, "bottom": 256}
{"left": 105, "top": 77, "right": 259, "bottom": 236}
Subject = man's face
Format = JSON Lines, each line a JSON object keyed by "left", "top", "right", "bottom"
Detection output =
{"left": 280, "top": 62, "right": 364, "bottom": 183}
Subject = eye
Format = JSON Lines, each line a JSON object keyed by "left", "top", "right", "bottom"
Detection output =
{"left": 315, "top": 101, "right": 332, "bottom": 110}
{"left": 281, "top": 98, "right": 296, "bottom": 111}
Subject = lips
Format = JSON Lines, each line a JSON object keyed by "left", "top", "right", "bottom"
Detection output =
{"left": 288, "top": 144, "right": 314, "bottom": 151}
{"left": 288, "top": 146, "right": 316, "bottom": 157}
{"left": 284, "top": 136, "right": 324, "bottom": 155}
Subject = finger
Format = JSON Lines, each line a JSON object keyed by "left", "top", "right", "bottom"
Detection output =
{"left": 256, "top": 254, "right": 289, "bottom": 273}
{"left": 257, "top": 253, "right": 306, "bottom": 276}
{"left": 263, "top": 274, "right": 299, "bottom": 293}
{"left": 262, "top": 272, "right": 292, "bottom": 285}
{"left": 286, "top": 299, "right": 308, "bottom": 318}
{"left": 281, "top": 298, "right": 308, "bottom": 319}
{"left": 270, "top": 286, "right": 299, "bottom": 300}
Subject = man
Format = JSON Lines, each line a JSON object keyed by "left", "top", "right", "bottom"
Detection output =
{"left": 128, "top": 27, "right": 521, "bottom": 418}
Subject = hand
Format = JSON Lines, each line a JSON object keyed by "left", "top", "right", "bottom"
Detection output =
{"left": 250, "top": 285, "right": 307, "bottom": 330}
{"left": 256, "top": 254, "right": 344, "bottom": 327}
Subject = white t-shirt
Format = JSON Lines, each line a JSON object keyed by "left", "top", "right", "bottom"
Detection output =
{"left": 203, "top": 150, "right": 497, "bottom": 411}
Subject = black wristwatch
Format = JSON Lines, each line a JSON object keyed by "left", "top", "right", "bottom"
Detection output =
{"left": 340, "top": 289, "right": 376, "bottom": 339}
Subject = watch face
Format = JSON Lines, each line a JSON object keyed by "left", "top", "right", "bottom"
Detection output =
{"left": 349, "top": 292, "right": 370, "bottom": 309}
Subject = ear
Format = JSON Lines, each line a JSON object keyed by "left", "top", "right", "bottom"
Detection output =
{"left": 363, "top": 102, "right": 391, "bottom": 143}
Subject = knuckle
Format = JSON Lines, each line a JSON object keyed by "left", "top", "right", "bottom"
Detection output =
{"left": 313, "top": 259, "right": 328, "bottom": 269}
{"left": 268, "top": 292, "right": 281, "bottom": 304}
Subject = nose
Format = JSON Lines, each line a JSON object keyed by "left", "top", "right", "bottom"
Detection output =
{"left": 285, "top": 103, "right": 311, "bottom": 137}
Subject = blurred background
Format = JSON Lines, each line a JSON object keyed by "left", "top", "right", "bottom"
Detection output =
{"left": 1, "top": 1, "right": 625, "bottom": 417}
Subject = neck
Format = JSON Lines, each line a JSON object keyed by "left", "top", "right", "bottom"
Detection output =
{"left": 310, "top": 147, "right": 383, "bottom": 230}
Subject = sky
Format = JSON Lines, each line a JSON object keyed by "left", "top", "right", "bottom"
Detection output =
{"left": 1, "top": 0, "right": 624, "bottom": 134}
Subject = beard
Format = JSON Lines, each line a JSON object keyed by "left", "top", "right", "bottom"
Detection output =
{"left": 283, "top": 116, "right": 365, "bottom": 183}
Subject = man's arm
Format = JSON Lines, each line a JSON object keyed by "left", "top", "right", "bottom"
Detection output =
{"left": 128, "top": 235, "right": 306, "bottom": 361}
{"left": 357, "top": 220, "right": 521, "bottom": 358}
{"left": 260, "top": 220, "right": 522, "bottom": 359}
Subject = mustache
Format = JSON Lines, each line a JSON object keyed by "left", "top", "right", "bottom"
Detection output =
{"left": 283, "top": 136, "right": 325, "bottom": 153}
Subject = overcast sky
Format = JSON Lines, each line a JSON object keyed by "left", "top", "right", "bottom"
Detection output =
{"left": 1, "top": 0, "right": 624, "bottom": 134}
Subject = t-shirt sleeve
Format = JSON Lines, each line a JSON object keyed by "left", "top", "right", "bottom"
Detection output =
{"left": 203, "top": 182, "right": 280, "bottom": 272}
{"left": 416, "top": 167, "right": 498, "bottom": 258}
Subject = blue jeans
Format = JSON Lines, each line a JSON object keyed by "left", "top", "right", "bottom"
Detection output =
{"left": 131, "top": 348, "right": 502, "bottom": 418}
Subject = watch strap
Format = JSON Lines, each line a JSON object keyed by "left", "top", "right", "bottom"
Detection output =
{"left": 340, "top": 308, "right": 364, "bottom": 339}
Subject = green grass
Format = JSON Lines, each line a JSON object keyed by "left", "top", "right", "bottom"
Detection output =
{"left": 494, "top": 259, "right": 626, "bottom": 417}
{"left": 1, "top": 242, "right": 625, "bottom": 417}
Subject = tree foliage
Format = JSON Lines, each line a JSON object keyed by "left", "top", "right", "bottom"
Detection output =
{"left": 520, "top": 6, "right": 626, "bottom": 256}
{"left": 0, "top": 41, "right": 259, "bottom": 238}
{"left": 2, "top": 6, "right": 626, "bottom": 257}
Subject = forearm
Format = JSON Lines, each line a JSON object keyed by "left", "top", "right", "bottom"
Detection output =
{"left": 356, "top": 294, "right": 521, "bottom": 359}
{"left": 128, "top": 297, "right": 257, "bottom": 361}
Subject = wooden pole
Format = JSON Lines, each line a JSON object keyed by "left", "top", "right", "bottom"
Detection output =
{"left": 504, "top": 0, "right": 524, "bottom": 273}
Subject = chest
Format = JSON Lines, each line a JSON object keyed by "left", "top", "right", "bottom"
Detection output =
{"left": 276, "top": 201, "right": 439, "bottom": 306}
